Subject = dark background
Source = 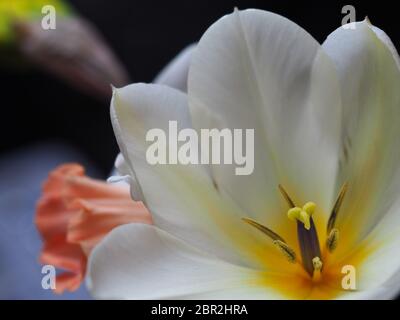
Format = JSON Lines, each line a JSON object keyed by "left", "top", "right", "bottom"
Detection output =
{"left": 0, "top": 0, "right": 397, "bottom": 176}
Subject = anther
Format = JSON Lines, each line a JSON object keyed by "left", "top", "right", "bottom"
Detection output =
{"left": 326, "top": 228, "right": 339, "bottom": 252}
{"left": 242, "top": 218, "right": 296, "bottom": 263}
{"left": 242, "top": 217, "right": 286, "bottom": 243}
{"left": 273, "top": 240, "right": 297, "bottom": 263}
{"left": 327, "top": 183, "right": 348, "bottom": 233}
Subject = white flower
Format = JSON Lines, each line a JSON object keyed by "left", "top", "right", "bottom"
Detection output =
{"left": 87, "top": 9, "right": 400, "bottom": 299}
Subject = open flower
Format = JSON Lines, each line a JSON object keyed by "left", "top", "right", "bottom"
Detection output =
{"left": 87, "top": 9, "right": 400, "bottom": 299}
{"left": 36, "top": 164, "right": 151, "bottom": 294}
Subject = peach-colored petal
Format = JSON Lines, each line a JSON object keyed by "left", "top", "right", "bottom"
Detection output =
{"left": 36, "top": 194, "right": 71, "bottom": 238}
{"left": 39, "top": 234, "right": 86, "bottom": 294}
{"left": 68, "top": 198, "right": 152, "bottom": 253}
{"left": 54, "top": 272, "right": 83, "bottom": 294}
{"left": 35, "top": 163, "right": 152, "bottom": 294}
{"left": 41, "top": 236, "right": 85, "bottom": 272}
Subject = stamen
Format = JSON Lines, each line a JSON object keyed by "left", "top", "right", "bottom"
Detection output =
{"left": 242, "top": 218, "right": 286, "bottom": 243}
{"left": 273, "top": 240, "right": 296, "bottom": 263}
{"left": 327, "top": 183, "right": 348, "bottom": 233}
{"left": 278, "top": 184, "right": 296, "bottom": 208}
{"left": 242, "top": 218, "right": 296, "bottom": 263}
{"left": 326, "top": 228, "right": 339, "bottom": 252}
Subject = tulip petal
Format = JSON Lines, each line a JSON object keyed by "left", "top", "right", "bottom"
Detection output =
{"left": 110, "top": 153, "right": 145, "bottom": 201}
{"left": 323, "top": 21, "right": 400, "bottom": 253}
{"left": 111, "top": 83, "right": 296, "bottom": 269}
{"left": 109, "top": 45, "right": 196, "bottom": 194}
{"left": 188, "top": 9, "right": 341, "bottom": 232}
{"left": 87, "top": 224, "right": 287, "bottom": 299}
{"left": 326, "top": 213, "right": 400, "bottom": 299}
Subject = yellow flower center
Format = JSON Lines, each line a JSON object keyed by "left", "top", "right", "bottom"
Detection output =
{"left": 241, "top": 183, "right": 372, "bottom": 298}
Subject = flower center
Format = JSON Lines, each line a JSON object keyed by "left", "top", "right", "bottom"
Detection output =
{"left": 242, "top": 183, "right": 348, "bottom": 279}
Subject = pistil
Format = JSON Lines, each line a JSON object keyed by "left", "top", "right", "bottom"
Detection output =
{"left": 279, "top": 185, "right": 323, "bottom": 277}
{"left": 312, "top": 257, "right": 323, "bottom": 282}
{"left": 242, "top": 184, "right": 348, "bottom": 279}
{"left": 296, "top": 215, "right": 322, "bottom": 276}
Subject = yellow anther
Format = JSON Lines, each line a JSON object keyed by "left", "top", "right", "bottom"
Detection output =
{"left": 287, "top": 203, "right": 315, "bottom": 230}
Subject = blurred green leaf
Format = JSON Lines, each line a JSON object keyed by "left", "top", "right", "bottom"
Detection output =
{"left": 0, "top": 0, "right": 72, "bottom": 45}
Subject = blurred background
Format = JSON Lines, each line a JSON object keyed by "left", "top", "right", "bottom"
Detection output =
{"left": 0, "top": 0, "right": 398, "bottom": 299}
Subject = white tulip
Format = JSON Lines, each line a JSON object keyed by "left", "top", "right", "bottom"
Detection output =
{"left": 87, "top": 9, "right": 400, "bottom": 299}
